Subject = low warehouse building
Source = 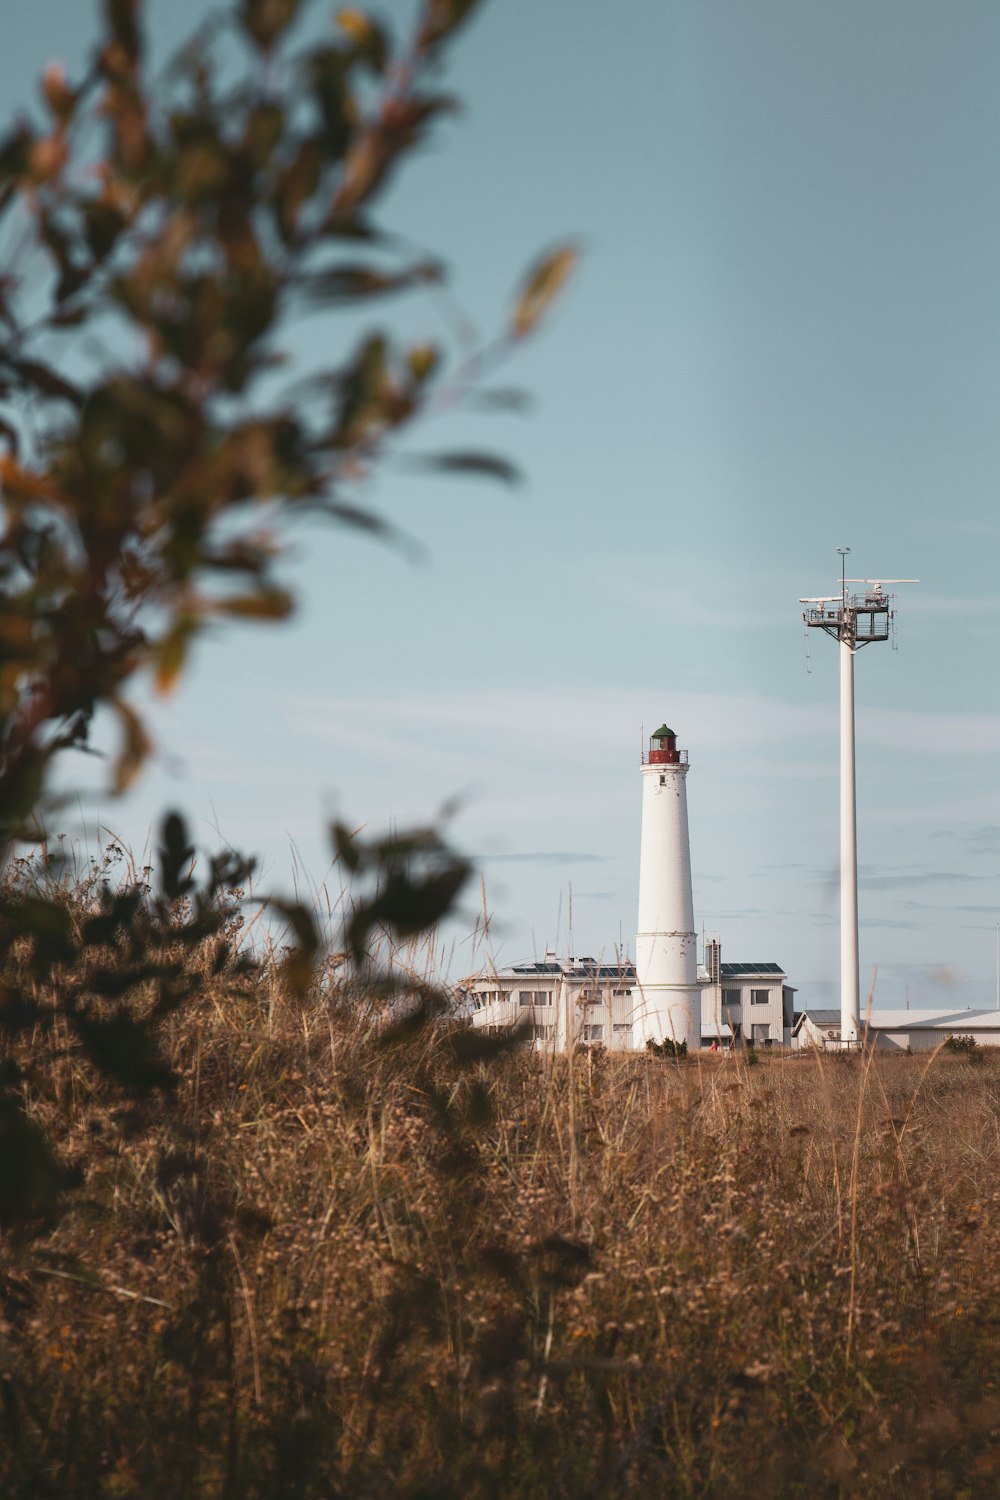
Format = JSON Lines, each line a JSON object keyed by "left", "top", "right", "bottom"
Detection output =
{"left": 793, "top": 1007, "right": 1000, "bottom": 1051}
{"left": 867, "top": 1008, "right": 1000, "bottom": 1051}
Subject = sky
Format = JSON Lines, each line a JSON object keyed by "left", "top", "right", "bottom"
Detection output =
{"left": 5, "top": 0, "right": 1000, "bottom": 1008}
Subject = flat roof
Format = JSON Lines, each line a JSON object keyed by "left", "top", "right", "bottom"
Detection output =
{"left": 867, "top": 1008, "right": 1000, "bottom": 1030}
{"left": 794, "top": 1007, "right": 1000, "bottom": 1032}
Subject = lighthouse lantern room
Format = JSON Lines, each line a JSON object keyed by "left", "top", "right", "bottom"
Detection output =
{"left": 646, "top": 725, "right": 687, "bottom": 766}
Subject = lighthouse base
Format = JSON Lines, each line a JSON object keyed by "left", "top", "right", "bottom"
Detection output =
{"left": 633, "top": 985, "right": 701, "bottom": 1053}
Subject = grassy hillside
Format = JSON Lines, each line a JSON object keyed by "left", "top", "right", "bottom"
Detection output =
{"left": 3, "top": 913, "right": 1000, "bottom": 1496}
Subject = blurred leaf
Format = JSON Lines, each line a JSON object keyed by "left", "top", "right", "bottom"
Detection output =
{"left": 271, "top": 898, "right": 320, "bottom": 998}
{"left": 154, "top": 620, "right": 196, "bottom": 695}
{"left": 213, "top": 588, "right": 293, "bottom": 621}
{"left": 309, "top": 47, "right": 356, "bottom": 156}
{"left": 418, "top": 0, "right": 484, "bottom": 48}
{"left": 39, "top": 210, "right": 88, "bottom": 302}
{"left": 208, "top": 849, "right": 255, "bottom": 894}
{"left": 347, "top": 860, "right": 470, "bottom": 963}
{"left": 12, "top": 360, "right": 81, "bottom": 405}
{"left": 272, "top": 899, "right": 318, "bottom": 953}
{"left": 370, "top": 827, "right": 445, "bottom": 864}
{"left": 529, "top": 1233, "right": 592, "bottom": 1290}
{"left": 151, "top": 970, "right": 199, "bottom": 1020}
{"left": 447, "top": 1021, "right": 531, "bottom": 1065}
{"left": 111, "top": 697, "right": 152, "bottom": 794}
{"left": 41, "top": 65, "right": 79, "bottom": 126}
{"left": 0, "top": 988, "right": 44, "bottom": 1035}
{"left": 70, "top": 1011, "right": 175, "bottom": 1095}
{"left": 80, "top": 890, "right": 142, "bottom": 948}
{"left": 239, "top": 0, "right": 303, "bottom": 53}
{"left": 243, "top": 101, "right": 285, "bottom": 164}
{"left": 331, "top": 821, "right": 362, "bottom": 873}
{"left": 379, "top": 93, "right": 460, "bottom": 153}
{"left": 407, "top": 344, "right": 439, "bottom": 384}
{"left": 315, "top": 501, "right": 421, "bottom": 563}
{"left": 0, "top": 455, "right": 56, "bottom": 502}
{"left": 512, "top": 243, "right": 579, "bottom": 338}
{"left": 104, "top": 0, "right": 142, "bottom": 64}
{"left": 399, "top": 450, "right": 522, "bottom": 485}
{"left": 0, "top": 124, "right": 32, "bottom": 184}
{"left": 376, "top": 991, "right": 448, "bottom": 1047}
{"left": 158, "top": 812, "right": 196, "bottom": 902}
{"left": 297, "top": 261, "right": 440, "bottom": 305}
{"left": 0, "top": 1096, "right": 72, "bottom": 1226}
{"left": 210, "top": 940, "right": 231, "bottom": 976}
{"left": 0, "top": 897, "right": 77, "bottom": 967}
{"left": 0, "top": 751, "right": 46, "bottom": 841}
{"left": 83, "top": 963, "right": 161, "bottom": 1000}
{"left": 82, "top": 202, "right": 126, "bottom": 262}
{"left": 336, "top": 9, "right": 390, "bottom": 71}
{"left": 331, "top": 333, "right": 388, "bottom": 444}
{"left": 465, "top": 1078, "right": 493, "bottom": 1125}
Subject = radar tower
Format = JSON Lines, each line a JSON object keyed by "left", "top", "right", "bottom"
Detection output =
{"left": 800, "top": 551, "right": 917, "bottom": 1046}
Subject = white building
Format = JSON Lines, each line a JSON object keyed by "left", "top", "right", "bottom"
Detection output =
{"left": 465, "top": 943, "right": 795, "bottom": 1052}
{"left": 793, "top": 1006, "right": 1000, "bottom": 1051}
{"left": 701, "top": 942, "right": 796, "bottom": 1048}
{"left": 464, "top": 955, "right": 637, "bottom": 1051}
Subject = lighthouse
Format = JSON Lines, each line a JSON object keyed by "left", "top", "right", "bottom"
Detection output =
{"left": 635, "top": 724, "right": 701, "bottom": 1051}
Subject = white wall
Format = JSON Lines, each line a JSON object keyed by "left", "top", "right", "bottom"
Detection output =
{"left": 467, "top": 978, "right": 638, "bottom": 1052}
{"left": 721, "top": 977, "right": 785, "bottom": 1044}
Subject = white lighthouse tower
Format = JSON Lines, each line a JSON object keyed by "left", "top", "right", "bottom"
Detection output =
{"left": 635, "top": 724, "right": 701, "bottom": 1052}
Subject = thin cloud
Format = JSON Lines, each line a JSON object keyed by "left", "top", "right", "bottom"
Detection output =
{"left": 860, "top": 870, "right": 987, "bottom": 890}
{"left": 863, "top": 706, "right": 1000, "bottom": 757}
{"left": 478, "top": 851, "right": 611, "bottom": 865}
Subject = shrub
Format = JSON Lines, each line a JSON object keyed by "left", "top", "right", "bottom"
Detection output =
{"left": 645, "top": 1035, "right": 687, "bottom": 1060}
{"left": 945, "top": 1034, "right": 985, "bottom": 1064}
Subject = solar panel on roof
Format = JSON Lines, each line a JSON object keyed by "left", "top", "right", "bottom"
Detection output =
{"left": 721, "top": 962, "right": 784, "bottom": 976}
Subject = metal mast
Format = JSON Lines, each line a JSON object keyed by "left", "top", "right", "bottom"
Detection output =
{"left": 800, "top": 553, "right": 917, "bottom": 1046}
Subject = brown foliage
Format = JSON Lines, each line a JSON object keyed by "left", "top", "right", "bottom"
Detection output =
{"left": 5, "top": 939, "right": 1000, "bottom": 1495}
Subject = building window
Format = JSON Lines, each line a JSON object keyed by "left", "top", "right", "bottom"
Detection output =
{"left": 531, "top": 1024, "right": 553, "bottom": 1041}
{"left": 612, "top": 986, "right": 631, "bottom": 998}
{"left": 613, "top": 1023, "right": 632, "bottom": 1040}
{"left": 722, "top": 989, "right": 740, "bottom": 1008}
{"left": 583, "top": 1024, "right": 604, "bottom": 1042}
{"left": 751, "top": 989, "right": 769, "bottom": 1005}
{"left": 518, "top": 991, "right": 534, "bottom": 1006}
{"left": 578, "top": 987, "right": 603, "bottom": 1005}
{"left": 519, "top": 990, "right": 552, "bottom": 1006}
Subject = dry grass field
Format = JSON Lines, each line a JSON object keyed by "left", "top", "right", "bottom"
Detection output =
{"left": 4, "top": 903, "right": 1000, "bottom": 1497}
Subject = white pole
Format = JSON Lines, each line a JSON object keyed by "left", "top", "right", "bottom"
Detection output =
{"left": 840, "top": 637, "right": 860, "bottom": 1045}
{"left": 995, "top": 921, "right": 998, "bottom": 1011}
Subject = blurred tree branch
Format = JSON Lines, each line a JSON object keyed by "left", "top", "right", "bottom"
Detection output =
{"left": 0, "top": 0, "right": 577, "bottom": 837}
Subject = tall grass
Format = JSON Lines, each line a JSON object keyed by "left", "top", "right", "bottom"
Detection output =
{"left": 3, "top": 868, "right": 1000, "bottom": 1495}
